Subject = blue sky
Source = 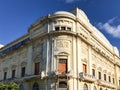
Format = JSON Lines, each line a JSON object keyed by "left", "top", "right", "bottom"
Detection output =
{"left": 0, "top": 0, "right": 120, "bottom": 54}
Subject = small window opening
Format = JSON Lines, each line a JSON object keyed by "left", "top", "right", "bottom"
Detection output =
{"left": 67, "top": 27, "right": 71, "bottom": 31}
{"left": 61, "top": 27, "right": 66, "bottom": 30}
{"left": 55, "top": 27, "right": 60, "bottom": 31}
{"left": 59, "top": 81, "right": 67, "bottom": 88}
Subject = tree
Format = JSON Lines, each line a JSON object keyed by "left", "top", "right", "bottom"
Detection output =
{"left": 0, "top": 82, "right": 19, "bottom": 90}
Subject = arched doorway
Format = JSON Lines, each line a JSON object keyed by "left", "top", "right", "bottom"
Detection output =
{"left": 33, "top": 82, "right": 39, "bottom": 90}
{"left": 59, "top": 81, "right": 67, "bottom": 88}
{"left": 20, "top": 84, "right": 24, "bottom": 90}
{"left": 100, "top": 87, "right": 102, "bottom": 90}
{"left": 93, "top": 86, "right": 97, "bottom": 90}
{"left": 83, "top": 84, "right": 88, "bottom": 90}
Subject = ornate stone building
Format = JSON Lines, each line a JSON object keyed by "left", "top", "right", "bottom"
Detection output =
{"left": 0, "top": 8, "right": 120, "bottom": 90}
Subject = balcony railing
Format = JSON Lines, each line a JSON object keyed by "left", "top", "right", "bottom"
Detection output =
{"left": 79, "top": 72, "right": 96, "bottom": 82}
{"left": 97, "top": 80, "right": 116, "bottom": 89}
{"left": 52, "top": 71, "right": 73, "bottom": 78}
{"left": 23, "top": 74, "right": 41, "bottom": 80}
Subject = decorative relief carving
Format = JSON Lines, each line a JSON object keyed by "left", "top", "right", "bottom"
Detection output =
{"left": 81, "top": 58, "right": 87, "bottom": 63}
{"left": 3, "top": 67, "right": 8, "bottom": 71}
{"left": 56, "top": 39, "right": 71, "bottom": 50}
{"left": 81, "top": 42, "right": 88, "bottom": 60}
{"left": 92, "top": 44, "right": 114, "bottom": 63}
{"left": 54, "top": 20, "right": 73, "bottom": 26}
{"left": 92, "top": 64, "right": 96, "bottom": 68}
{"left": 21, "top": 61, "right": 27, "bottom": 67}
{"left": 11, "top": 65, "right": 17, "bottom": 69}
{"left": 33, "top": 42, "right": 43, "bottom": 60}
{"left": 97, "top": 67, "right": 102, "bottom": 71}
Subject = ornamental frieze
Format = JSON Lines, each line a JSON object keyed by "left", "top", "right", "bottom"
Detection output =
{"left": 54, "top": 20, "right": 73, "bottom": 26}
{"left": 56, "top": 39, "right": 71, "bottom": 50}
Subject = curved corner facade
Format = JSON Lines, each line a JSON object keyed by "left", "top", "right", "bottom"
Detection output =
{"left": 0, "top": 8, "right": 120, "bottom": 90}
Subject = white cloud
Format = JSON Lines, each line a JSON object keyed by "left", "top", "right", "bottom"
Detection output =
{"left": 0, "top": 44, "right": 4, "bottom": 48}
{"left": 98, "top": 17, "right": 120, "bottom": 38}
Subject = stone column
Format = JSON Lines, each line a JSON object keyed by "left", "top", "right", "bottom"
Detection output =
{"left": 26, "top": 45, "right": 33, "bottom": 75}
{"left": 88, "top": 45, "right": 92, "bottom": 74}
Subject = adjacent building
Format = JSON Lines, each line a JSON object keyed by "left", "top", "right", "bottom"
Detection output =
{"left": 0, "top": 8, "right": 120, "bottom": 90}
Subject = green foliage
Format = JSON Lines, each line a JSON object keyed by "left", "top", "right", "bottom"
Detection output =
{"left": 0, "top": 82, "right": 19, "bottom": 90}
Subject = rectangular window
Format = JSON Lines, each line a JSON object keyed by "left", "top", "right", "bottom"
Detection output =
{"left": 34, "top": 62, "right": 40, "bottom": 75}
{"left": 104, "top": 74, "right": 106, "bottom": 81}
{"left": 119, "top": 80, "right": 120, "bottom": 86}
{"left": 55, "top": 27, "right": 59, "bottom": 31}
{"left": 92, "top": 69, "right": 95, "bottom": 76}
{"left": 83, "top": 64, "right": 87, "bottom": 73}
{"left": 12, "top": 70, "right": 16, "bottom": 79}
{"left": 113, "top": 78, "right": 115, "bottom": 84}
{"left": 61, "top": 27, "right": 66, "bottom": 30}
{"left": 67, "top": 27, "right": 71, "bottom": 31}
{"left": 58, "top": 59, "right": 67, "bottom": 73}
{"left": 109, "top": 76, "right": 111, "bottom": 82}
{"left": 4, "top": 72, "right": 7, "bottom": 80}
{"left": 98, "top": 72, "right": 101, "bottom": 79}
{"left": 21, "top": 67, "right": 25, "bottom": 77}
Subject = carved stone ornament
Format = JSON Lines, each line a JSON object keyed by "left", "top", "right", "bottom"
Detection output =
{"left": 21, "top": 61, "right": 27, "bottom": 67}
{"left": 56, "top": 40, "right": 71, "bottom": 49}
{"left": 3, "top": 67, "right": 8, "bottom": 71}
{"left": 11, "top": 65, "right": 17, "bottom": 69}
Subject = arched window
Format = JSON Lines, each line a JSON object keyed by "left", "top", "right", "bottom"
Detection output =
{"left": 93, "top": 86, "right": 97, "bottom": 90}
{"left": 100, "top": 88, "right": 102, "bottom": 90}
{"left": 59, "top": 81, "right": 67, "bottom": 88}
{"left": 20, "top": 84, "right": 24, "bottom": 90}
{"left": 33, "top": 82, "right": 39, "bottom": 90}
{"left": 83, "top": 84, "right": 88, "bottom": 90}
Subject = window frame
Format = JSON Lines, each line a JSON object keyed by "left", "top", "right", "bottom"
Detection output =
{"left": 21, "top": 67, "right": 25, "bottom": 77}
{"left": 83, "top": 84, "right": 88, "bottom": 90}
{"left": 12, "top": 69, "right": 16, "bottom": 79}
{"left": 98, "top": 71, "right": 101, "bottom": 80}
{"left": 92, "top": 69, "right": 95, "bottom": 77}
{"left": 55, "top": 26, "right": 60, "bottom": 31}
{"left": 61, "top": 26, "right": 66, "bottom": 30}
{"left": 34, "top": 62, "right": 40, "bottom": 75}
{"left": 113, "top": 78, "right": 115, "bottom": 84}
{"left": 4, "top": 72, "right": 7, "bottom": 80}
{"left": 55, "top": 26, "right": 72, "bottom": 31}
{"left": 58, "top": 59, "right": 67, "bottom": 74}
{"left": 33, "top": 82, "right": 39, "bottom": 90}
{"left": 108, "top": 76, "right": 111, "bottom": 82}
{"left": 83, "top": 64, "right": 87, "bottom": 73}
{"left": 104, "top": 74, "right": 106, "bottom": 81}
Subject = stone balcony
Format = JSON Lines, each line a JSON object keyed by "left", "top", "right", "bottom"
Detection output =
{"left": 79, "top": 72, "right": 96, "bottom": 83}
{"left": 23, "top": 74, "right": 41, "bottom": 81}
{"left": 97, "top": 80, "right": 116, "bottom": 89}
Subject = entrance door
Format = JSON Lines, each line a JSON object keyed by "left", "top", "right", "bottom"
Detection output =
{"left": 58, "top": 59, "right": 67, "bottom": 74}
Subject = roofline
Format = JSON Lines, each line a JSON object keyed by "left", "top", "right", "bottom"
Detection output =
{"left": 0, "top": 33, "right": 29, "bottom": 51}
